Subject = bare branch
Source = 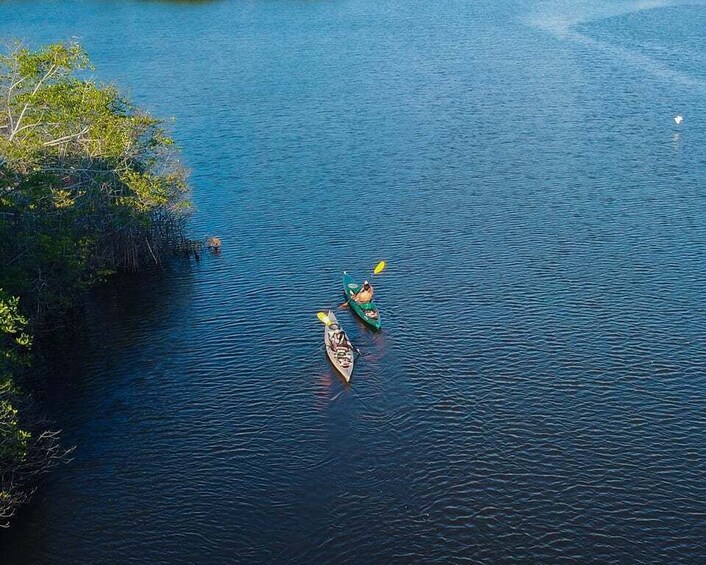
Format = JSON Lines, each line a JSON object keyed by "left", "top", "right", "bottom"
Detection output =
{"left": 42, "top": 126, "right": 90, "bottom": 147}
{"left": 9, "top": 63, "right": 58, "bottom": 141}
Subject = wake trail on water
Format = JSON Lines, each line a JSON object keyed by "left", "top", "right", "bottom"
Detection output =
{"left": 523, "top": 0, "right": 706, "bottom": 92}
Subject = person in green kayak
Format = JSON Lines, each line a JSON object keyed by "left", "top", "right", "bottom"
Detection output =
{"left": 352, "top": 280, "right": 374, "bottom": 304}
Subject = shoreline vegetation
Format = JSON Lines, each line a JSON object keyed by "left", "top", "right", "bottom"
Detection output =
{"left": 0, "top": 41, "right": 193, "bottom": 526}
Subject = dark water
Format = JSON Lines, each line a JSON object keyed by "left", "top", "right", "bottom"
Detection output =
{"left": 3, "top": 0, "right": 706, "bottom": 562}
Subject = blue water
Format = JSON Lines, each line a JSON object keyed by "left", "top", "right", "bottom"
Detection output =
{"left": 2, "top": 0, "right": 706, "bottom": 562}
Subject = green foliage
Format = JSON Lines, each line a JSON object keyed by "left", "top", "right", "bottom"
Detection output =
{"left": 0, "top": 290, "right": 32, "bottom": 363}
{"left": 0, "top": 288, "right": 31, "bottom": 478}
{"left": 0, "top": 40, "right": 191, "bottom": 317}
{"left": 0, "top": 387, "right": 31, "bottom": 464}
{"left": 0, "top": 288, "right": 63, "bottom": 528}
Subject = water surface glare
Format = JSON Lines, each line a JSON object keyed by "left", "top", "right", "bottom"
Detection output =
{"left": 2, "top": 0, "right": 706, "bottom": 563}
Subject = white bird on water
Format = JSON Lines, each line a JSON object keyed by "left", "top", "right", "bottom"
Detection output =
{"left": 674, "top": 115, "right": 683, "bottom": 125}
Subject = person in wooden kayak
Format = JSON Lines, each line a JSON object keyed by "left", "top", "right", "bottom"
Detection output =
{"left": 331, "top": 329, "right": 348, "bottom": 349}
{"left": 352, "top": 280, "right": 374, "bottom": 304}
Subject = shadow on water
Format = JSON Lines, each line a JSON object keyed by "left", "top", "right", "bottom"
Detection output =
{"left": 0, "top": 259, "right": 199, "bottom": 558}
{"left": 39, "top": 260, "right": 198, "bottom": 404}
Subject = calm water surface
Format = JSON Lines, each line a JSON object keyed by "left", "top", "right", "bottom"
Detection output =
{"left": 2, "top": 0, "right": 706, "bottom": 562}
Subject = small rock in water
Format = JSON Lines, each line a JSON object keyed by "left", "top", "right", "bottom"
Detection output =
{"left": 674, "top": 115, "right": 683, "bottom": 125}
{"left": 207, "top": 236, "right": 222, "bottom": 251}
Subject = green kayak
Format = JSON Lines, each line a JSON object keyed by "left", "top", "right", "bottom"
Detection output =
{"left": 343, "top": 272, "right": 382, "bottom": 330}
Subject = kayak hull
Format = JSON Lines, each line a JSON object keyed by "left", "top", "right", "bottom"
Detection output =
{"left": 324, "top": 310, "right": 354, "bottom": 382}
{"left": 343, "top": 272, "right": 382, "bottom": 330}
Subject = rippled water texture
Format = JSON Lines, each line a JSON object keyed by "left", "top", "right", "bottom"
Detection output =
{"left": 2, "top": 0, "right": 706, "bottom": 562}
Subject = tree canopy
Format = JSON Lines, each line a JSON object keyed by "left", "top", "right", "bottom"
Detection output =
{"left": 0, "top": 41, "right": 191, "bottom": 318}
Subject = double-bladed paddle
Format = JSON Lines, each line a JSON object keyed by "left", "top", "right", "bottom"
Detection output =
{"left": 317, "top": 311, "right": 332, "bottom": 326}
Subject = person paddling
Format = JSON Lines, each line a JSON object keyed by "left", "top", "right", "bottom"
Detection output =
{"left": 352, "top": 280, "right": 374, "bottom": 304}
{"left": 331, "top": 329, "right": 348, "bottom": 349}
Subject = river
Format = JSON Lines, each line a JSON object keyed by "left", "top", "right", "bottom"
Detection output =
{"left": 2, "top": 0, "right": 706, "bottom": 562}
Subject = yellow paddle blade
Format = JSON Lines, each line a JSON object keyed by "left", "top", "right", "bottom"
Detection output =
{"left": 373, "top": 260, "right": 386, "bottom": 275}
{"left": 317, "top": 311, "right": 331, "bottom": 326}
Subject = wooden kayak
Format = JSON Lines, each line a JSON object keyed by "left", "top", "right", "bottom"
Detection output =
{"left": 324, "top": 310, "right": 355, "bottom": 382}
{"left": 343, "top": 272, "right": 382, "bottom": 330}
